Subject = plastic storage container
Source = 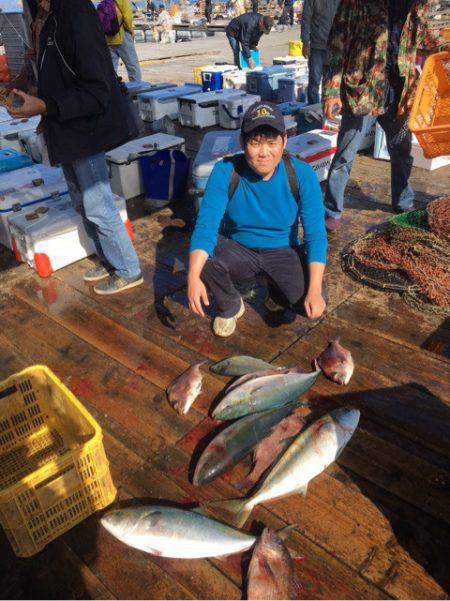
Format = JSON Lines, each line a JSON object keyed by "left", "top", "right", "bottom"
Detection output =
{"left": 9, "top": 193, "right": 130, "bottom": 276}
{"left": 0, "top": 117, "right": 40, "bottom": 152}
{"left": 409, "top": 52, "right": 450, "bottom": 158}
{"left": 276, "top": 75, "right": 308, "bottom": 103}
{"left": 222, "top": 69, "right": 249, "bottom": 90}
{"left": 194, "top": 65, "right": 213, "bottom": 84}
{"left": 273, "top": 55, "right": 307, "bottom": 67}
{"left": 138, "top": 84, "right": 202, "bottom": 122}
{"left": 140, "top": 149, "right": 189, "bottom": 209}
{"left": 0, "top": 365, "right": 117, "bottom": 557}
{"left": 191, "top": 129, "right": 241, "bottom": 191}
{"left": 219, "top": 93, "right": 261, "bottom": 129}
{"left": 125, "top": 81, "right": 176, "bottom": 104}
{"left": 246, "top": 66, "right": 295, "bottom": 100}
{"left": 0, "top": 164, "right": 68, "bottom": 249}
{"left": 201, "top": 65, "right": 237, "bottom": 91}
{"left": 0, "top": 148, "right": 33, "bottom": 174}
{"left": 278, "top": 101, "right": 307, "bottom": 115}
{"left": 106, "top": 133, "right": 185, "bottom": 199}
{"left": 178, "top": 90, "right": 243, "bottom": 128}
{"left": 286, "top": 129, "right": 338, "bottom": 182}
{"left": 411, "top": 134, "right": 450, "bottom": 170}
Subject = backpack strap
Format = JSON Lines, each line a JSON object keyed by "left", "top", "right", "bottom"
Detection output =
{"left": 282, "top": 152, "right": 300, "bottom": 204}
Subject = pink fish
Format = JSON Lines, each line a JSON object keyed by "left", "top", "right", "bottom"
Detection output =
{"left": 166, "top": 362, "right": 205, "bottom": 415}
{"left": 314, "top": 337, "right": 354, "bottom": 385}
{"left": 247, "top": 527, "right": 301, "bottom": 600}
{"left": 227, "top": 365, "right": 304, "bottom": 393}
{"left": 236, "top": 413, "right": 305, "bottom": 491}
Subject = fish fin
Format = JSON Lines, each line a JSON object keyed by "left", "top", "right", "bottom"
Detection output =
{"left": 312, "top": 358, "right": 320, "bottom": 371}
{"left": 275, "top": 523, "right": 297, "bottom": 541}
{"left": 191, "top": 505, "right": 209, "bottom": 515}
{"left": 204, "top": 498, "right": 253, "bottom": 529}
{"left": 297, "top": 484, "right": 308, "bottom": 497}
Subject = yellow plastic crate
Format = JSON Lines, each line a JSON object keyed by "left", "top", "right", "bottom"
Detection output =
{"left": 289, "top": 40, "right": 303, "bottom": 56}
{"left": 409, "top": 52, "right": 450, "bottom": 158}
{"left": 0, "top": 366, "right": 117, "bottom": 557}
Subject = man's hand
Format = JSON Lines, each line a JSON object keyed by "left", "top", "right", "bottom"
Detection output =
{"left": 302, "top": 43, "right": 309, "bottom": 59}
{"left": 304, "top": 289, "right": 326, "bottom": 320}
{"left": 188, "top": 274, "right": 210, "bottom": 317}
{"left": 248, "top": 58, "right": 256, "bottom": 69}
{"left": 7, "top": 89, "right": 47, "bottom": 118}
{"left": 323, "top": 97, "right": 342, "bottom": 120}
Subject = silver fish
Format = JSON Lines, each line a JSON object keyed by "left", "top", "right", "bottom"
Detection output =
{"left": 101, "top": 505, "right": 256, "bottom": 558}
{"left": 166, "top": 361, "right": 205, "bottom": 414}
{"left": 207, "top": 407, "right": 360, "bottom": 528}
{"left": 210, "top": 356, "right": 279, "bottom": 377}
{"left": 314, "top": 337, "right": 354, "bottom": 385}
{"left": 227, "top": 365, "right": 304, "bottom": 393}
{"left": 212, "top": 371, "right": 320, "bottom": 420}
{"left": 247, "top": 527, "right": 301, "bottom": 600}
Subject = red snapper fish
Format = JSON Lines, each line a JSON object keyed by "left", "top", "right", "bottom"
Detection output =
{"left": 166, "top": 361, "right": 205, "bottom": 415}
{"left": 314, "top": 337, "right": 354, "bottom": 385}
{"left": 247, "top": 527, "right": 301, "bottom": 600}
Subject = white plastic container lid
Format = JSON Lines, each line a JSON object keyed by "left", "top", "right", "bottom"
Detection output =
{"left": 192, "top": 130, "right": 242, "bottom": 177}
{"left": 106, "top": 133, "right": 185, "bottom": 165}
{"left": 138, "top": 84, "right": 202, "bottom": 102}
{"left": 0, "top": 164, "right": 68, "bottom": 210}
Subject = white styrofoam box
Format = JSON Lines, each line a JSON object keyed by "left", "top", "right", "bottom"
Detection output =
{"left": 18, "top": 130, "right": 43, "bottom": 163}
{"left": 286, "top": 129, "right": 338, "bottom": 182}
{"left": 8, "top": 193, "right": 130, "bottom": 277}
{"left": 138, "top": 84, "right": 202, "bottom": 122}
{"left": 373, "top": 123, "right": 390, "bottom": 161}
{"left": 411, "top": 134, "right": 450, "bottom": 170}
{"left": 219, "top": 93, "right": 260, "bottom": 129}
{"left": 222, "top": 69, "right": 248, "bottom": 90}
{"left": 178, "top": 89, "right": 244, "bottom": 128}
{"left": 0, "top": 164, "right": 68, "bottom": 249}
{"left": 191, "top": 129, "right": 241, "bottom": 190}
{"left": 106, "top": 133, "right": 185, "bottom": 199}
{"left": 0, "top": 116, "right": 40, "bottom": 151}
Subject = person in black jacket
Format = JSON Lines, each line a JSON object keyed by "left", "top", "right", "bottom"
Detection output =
{"left": 7, "top": 0, "right": 143, "bottom": 295}
{"left": 225, "top": 13, "right": 273, "bottom": 68}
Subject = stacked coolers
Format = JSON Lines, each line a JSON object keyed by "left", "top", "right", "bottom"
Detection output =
{"left": 246, "top": 66, "right": 297, "bottom": 101}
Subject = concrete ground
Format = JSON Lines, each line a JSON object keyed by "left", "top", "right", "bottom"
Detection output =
{"left": 118, "top": 26, "right": 300, "bottom": 83}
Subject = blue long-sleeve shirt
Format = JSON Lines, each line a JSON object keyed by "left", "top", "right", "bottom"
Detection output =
{"left": 190, "top": 156, "right": 327, "bottom": 264}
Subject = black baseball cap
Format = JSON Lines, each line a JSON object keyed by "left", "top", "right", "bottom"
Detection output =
{"left": 241, "top": 101, "right": 285, "bottom": 135}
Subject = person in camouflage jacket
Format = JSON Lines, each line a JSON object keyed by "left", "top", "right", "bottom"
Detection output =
{"left": 321, "top": 0, "right": 449, "bottom": 230}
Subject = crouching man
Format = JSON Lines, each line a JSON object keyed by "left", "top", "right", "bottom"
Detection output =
{"left": 187, "top": 102, "right": 327, "bottom": 337}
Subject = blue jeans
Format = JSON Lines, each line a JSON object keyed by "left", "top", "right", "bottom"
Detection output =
{"left": 324, "top": 108, "right": 414, "bottom": 218}
{"left": 110, "top": 31, "right": 142, "bottom": 82}
{"left": 227, "top": 35, "right": 241, "bottom": 68}
{"left": 307, "top": 48, "right": 326, "bottom": 105}
{"left": 62, "top": 153, "right": 141, "bottom": 279}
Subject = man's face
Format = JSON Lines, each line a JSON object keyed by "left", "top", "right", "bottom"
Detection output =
{"left": 242, "top": 130, "right": 287, "bottom": 178}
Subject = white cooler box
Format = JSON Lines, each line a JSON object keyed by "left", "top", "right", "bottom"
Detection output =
{"left": 286, "top": 129, "right": 338, "bottom": 182}
{"left": 0, "top": 164, "right": 68, "bottom": 249}
{"left": 219, "top": 93, "right": 261, "bottom": 129}
{"left": 8, "top": 193, "right": 131, "bottom": 278}
{"left": 138, "top": 84, "right": 202, "bottom": 122}
{"left": 125, "top": 80, "right": 176, "bottom": 104}
{"left": 0, "top": 117, "right": 40, "bottom": 152}
{"left": 191, "top": 129, "right": 242, "bottom": 191}
{"left": 411, "top": 134, "right": 450, "bottom": 170}
{"left": 273, "top": 56, "right": 308, "bottom": 67}
{"left": 178, "top": 90, "right": 243, "bottom": 128}
{"left": 222, "top": 69, "right": 249, "bottom": 90}
{"left": 106, "top": 133, "right": 185, "bottom": 199}
{"left": 0, "top": 107, "right": 12, "bottom": 124}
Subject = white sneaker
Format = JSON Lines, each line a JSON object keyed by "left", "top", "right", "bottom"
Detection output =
{"left": 213, "top": 298, "right": 245, "bottom": 337}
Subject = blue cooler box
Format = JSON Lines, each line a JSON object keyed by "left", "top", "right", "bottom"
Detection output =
{"left": 246, "top": 66, "right": 295, "bottom": 100}
{"left": 139, "top": 149, "right": 189, "bottom": 209}
{"left": 278, "top": 101, "right": 307, "bottom": 115}
{"left": 277, "top": 76, "right": 308, "bottom": 103}
{"left": 0, "top": 148, "right": 33, "bottom": 174}
{"left": 202, "top": 65, "right": 237, "bottom": 92}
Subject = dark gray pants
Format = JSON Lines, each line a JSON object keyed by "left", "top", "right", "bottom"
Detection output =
{"left": 201, "top": 237, "right": 309, "bottom": 318}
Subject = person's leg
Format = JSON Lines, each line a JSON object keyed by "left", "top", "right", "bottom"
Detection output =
{"left": 306, "top": 48, "right": 325, "bottom": 105}
{"left": 324, "top": 111, "right": 376, "bottom": 221}
{"left": 62, "top": 162, "right": 105, "bottom": 264}
{"left": 71, "top": 152, "right": 141, "bottom": 280}
{"left": 109, "top": 45, "right": 120, "bottom": 72}
{"left": 227, "top": 35, "right": 241, "bottom": 68}
{"left": 200, "top": 237, "right": 260, "bottom": 317}
{"left": 378, "top": 111, "right": 414, "bottom": 212}
{"left": 115, "top": 31, "right": 142, "bottom": 81}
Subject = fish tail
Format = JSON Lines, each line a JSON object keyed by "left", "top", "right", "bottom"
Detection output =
{"left": 205, "top": 498, "right": 254, "bottom": 529}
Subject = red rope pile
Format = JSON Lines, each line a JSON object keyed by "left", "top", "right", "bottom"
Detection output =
{"left": 427, "top": 196, "right": 450, "bottom": 241}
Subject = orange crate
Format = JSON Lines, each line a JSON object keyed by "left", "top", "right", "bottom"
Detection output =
{"left": 0, "top": 366, "right": 117, "bottom": 557}
{"left": 409, "top": 52, "right": 450, "bottom": 159}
